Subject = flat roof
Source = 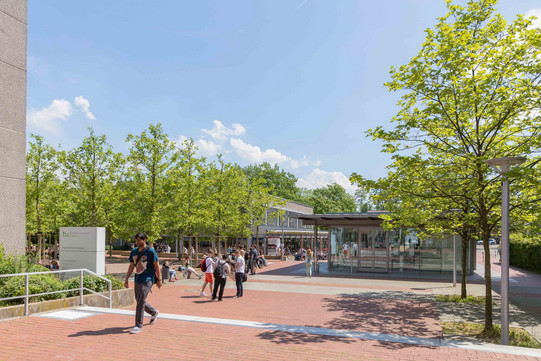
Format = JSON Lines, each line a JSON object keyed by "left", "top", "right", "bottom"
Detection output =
{"left": 297, "top": 212, "right": 388, "bottom": 226}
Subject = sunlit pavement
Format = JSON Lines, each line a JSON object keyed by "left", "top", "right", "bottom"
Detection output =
{"left": 3, "top": 260, "right": 541, "bottom": 360}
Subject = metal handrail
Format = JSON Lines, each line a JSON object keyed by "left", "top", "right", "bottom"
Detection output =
{"left": 0, "top": 268, "right": 112, "bottom": 316}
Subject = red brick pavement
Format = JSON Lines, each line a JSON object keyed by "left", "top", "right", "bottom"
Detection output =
{"left": 2, "top": 312, "right": 536, "bottom": 361}
{"left": 2, "top": 260, "right": 540, "bottom": 360}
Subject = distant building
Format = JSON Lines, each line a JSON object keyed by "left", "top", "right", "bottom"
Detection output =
{"left": 254, "top": 200, "right": 327, "bottom": 254}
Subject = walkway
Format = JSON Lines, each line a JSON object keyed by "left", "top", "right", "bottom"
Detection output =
{"left": 2, "top": 259, "right": 540, "bottom": 360}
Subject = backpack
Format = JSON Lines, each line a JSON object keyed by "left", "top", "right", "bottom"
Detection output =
{"left": 201, "top": 257, "right": 209, "bottom": 272}
{"left": 213, "top": 261, "right": 227, "bottom": 279}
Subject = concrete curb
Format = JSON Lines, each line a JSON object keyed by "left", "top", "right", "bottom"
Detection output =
{"left": 0, "top": 288, "right": 134, "bottom": 320}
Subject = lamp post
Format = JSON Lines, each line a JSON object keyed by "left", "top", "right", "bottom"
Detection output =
{"left": 486, "top": 156, "right": 526, "bottom": 345}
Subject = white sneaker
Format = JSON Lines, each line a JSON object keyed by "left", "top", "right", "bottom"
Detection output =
{"left": 129, "top": 326, "right": 142, "bottom": 334}
{"left": 200, "top": 291, "right": 207, "bottom": 297}
{"left": 149, "top": 311, "right": 159, "bottom": 325}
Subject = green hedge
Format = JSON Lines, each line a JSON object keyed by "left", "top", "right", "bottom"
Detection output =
{"left": 0, "top": 245, "right": 124, "bottom": 306}
{"left": 64, "top": 275, "right": 124, "bottom": 297}
{"left": 510, "top": 235, "right": 541, "bottom": 273}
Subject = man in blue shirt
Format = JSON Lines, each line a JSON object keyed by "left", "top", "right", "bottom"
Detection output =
{"left": 125, "top": 232, "right": 162, "bottom": 334}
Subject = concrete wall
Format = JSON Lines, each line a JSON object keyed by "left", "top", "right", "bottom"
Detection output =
{"left": 0, "top": 1, "right": 27, "bottom": 255}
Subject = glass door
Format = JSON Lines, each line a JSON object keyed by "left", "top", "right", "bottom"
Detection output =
{"left": 358, "top": 230, "right": 389, "bottom": 272}
{"left": 358, "top": 232, "right": 373, "bottom": 269}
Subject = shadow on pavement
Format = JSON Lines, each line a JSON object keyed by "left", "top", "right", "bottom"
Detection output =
{"left": 68, "top": 327, "right": 131, "bottom": 337}
{"left": 257, "top": 328, "right": 355, "bottom": 344}
{"left": 320, "top": 293, "right": 440, "bottom": 338}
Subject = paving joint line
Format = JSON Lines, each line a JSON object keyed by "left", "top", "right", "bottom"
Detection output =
{"left": 73, "top": 306, "right": 541, "bottom": 358}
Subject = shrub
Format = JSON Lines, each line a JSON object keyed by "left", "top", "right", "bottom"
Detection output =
{"left": 0, "top": 274, "right": 66, "bottom": 306}
{"left": 510, "top": 235, "right": 541, "bottom": 273}
{"left": 64, "top": 275, "right": 124, "bottom": 297}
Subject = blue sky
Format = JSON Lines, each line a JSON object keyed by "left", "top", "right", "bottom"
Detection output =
{"left": 27, "top": 0, "right": 541, "bottom": 193}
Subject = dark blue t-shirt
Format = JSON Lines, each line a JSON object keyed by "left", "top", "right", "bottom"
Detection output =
{"left": 129, "top": 247, "right": 159, "bottom": 284}
{"left": 251, "top": 249, "right": 258, "bottom": 260}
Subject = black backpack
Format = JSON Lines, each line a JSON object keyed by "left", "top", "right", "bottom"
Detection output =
{"left": 213, "top": 261, "right": 227, "bottom": 278}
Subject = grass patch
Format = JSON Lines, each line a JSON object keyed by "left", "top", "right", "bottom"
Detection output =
{"left": 442, "top": 322, "right": 541, "bottom": 348}
{"left": 435, "top": 294, "right": 485, "bottom": 304}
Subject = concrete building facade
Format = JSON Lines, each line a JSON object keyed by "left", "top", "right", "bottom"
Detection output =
{"left": 0, "top": 1, "right": 27, "bottom": 254}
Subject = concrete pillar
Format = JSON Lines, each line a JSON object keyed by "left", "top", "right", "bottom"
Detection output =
{"left": 0, "top": 0, "right": 27, "bottom": 255}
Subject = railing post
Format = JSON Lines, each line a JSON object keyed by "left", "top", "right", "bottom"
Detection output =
{"left": 24, "top": 274, "right": 29, "bottom": 316}
{"left": 79, "top": 270, "right": 84, "bottom": 306}
{"left": 108, "top": 280, "right": 112, "bottom": 308}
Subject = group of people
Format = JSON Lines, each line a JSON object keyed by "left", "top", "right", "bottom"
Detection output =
{"left": 199, "top": 248, "right": 247, "bottom": 301}
{"left": 124, "top": 234, "right": 251, "bottom": 334}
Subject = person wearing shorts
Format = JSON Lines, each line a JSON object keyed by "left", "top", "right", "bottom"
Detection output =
{"left": 200, "top": 250, "right": 215, "bottom": 297}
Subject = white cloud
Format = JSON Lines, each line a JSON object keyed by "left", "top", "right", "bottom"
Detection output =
{"left": 526, "top": 8, "right": 541, "bottom": 29}
{"left": 175, "top": 135, "right": 222, "bottom": 157}
{"left": 297, "top": 168, "right": 357, "bottom": 194}
{"left": 27, "top": 99, "right": 73, "bottom": 136}
{"left": 202, "top": 120, "right": 245, "bottom": 141}
{"left": 230, "top": 138, "right": 289, "bottom": 164}
{"left": 288, "top": 156, "right": 321, "bottom": 169}
{"left": 74, "top": 96, "right": 96, "bottom": 120}
{"left": 196, "top": 138, "right": 222, "bottom": 157}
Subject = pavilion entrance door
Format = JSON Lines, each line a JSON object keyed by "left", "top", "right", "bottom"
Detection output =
{"left": 357, "top": 230, "right": 389, "bottom": 272}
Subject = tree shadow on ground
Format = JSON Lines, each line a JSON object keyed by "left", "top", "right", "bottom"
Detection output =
{"left": 256, "top": 292, "right": 442, "bottom": 350}
{"left": 257, "top": 329, "right": 355, "bottom": 345}
{"left": 68, "top": 326, "right": 131, "bottom": 337}
{"left": 320, "top": 292, "right": 440, "bottom": 338}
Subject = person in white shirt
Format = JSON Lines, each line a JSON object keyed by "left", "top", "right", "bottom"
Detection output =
{"left": 234, "top": 249, "right": 245, "bottom": 298}
{"left": 200, "top": 250, "right": 215, "bottom": 297}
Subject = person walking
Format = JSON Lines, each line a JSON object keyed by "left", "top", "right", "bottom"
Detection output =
{"left": 200, "top": 250, "right": 215, "bottom": 297}
{"left": 124, "top": 233, "right": 161, "bottom": 334}
{"left": 305, "top": 248, "right": 313, "bottom": 278}
{"left": 234, "top": 249, "right": 245, "bottom": 298}
{"left": 211, "top": 254, "right": 231, "bottom": 301}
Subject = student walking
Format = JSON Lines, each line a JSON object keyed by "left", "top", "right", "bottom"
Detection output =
{"left": 200, "top": 250, "right": 215, "bottom": 297}
{"left": 305, "top": 249, "right": 313, "bottom": 278}
{"left": 124, "top": 233, "right": 162, "bottom": 334}
{"left": 211, "top": 254, "right": 231, "bottom": 301}
{"left": 234, "top": 249, "right": 245, "bottom": 298}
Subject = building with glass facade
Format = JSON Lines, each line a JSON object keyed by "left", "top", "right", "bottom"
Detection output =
{"left": 298, "top": 212, "right": 475, "bottom": 274}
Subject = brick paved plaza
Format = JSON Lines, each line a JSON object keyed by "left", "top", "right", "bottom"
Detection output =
{"left": 2, "top": 260, "right": 541, "bottom": 361}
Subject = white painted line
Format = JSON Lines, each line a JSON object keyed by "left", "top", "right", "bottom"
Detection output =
{"left": 77, "top": 306, "right": 541, "bottom": 358}
{"left": 35, "top": 309, "right": 101, "bottom": 321}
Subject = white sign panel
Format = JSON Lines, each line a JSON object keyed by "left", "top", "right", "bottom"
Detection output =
{"left": 267, "top": 237, "right": 281, "bottom": 256}
{"left": 59, "top": 227, "right": 105, "bottom": 276}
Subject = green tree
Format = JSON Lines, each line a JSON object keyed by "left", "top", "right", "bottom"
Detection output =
{"left": 61, "top": 128, "right": 116, "bottom": 227}
{"left": 305, "top": 183, "right": 357, "bottom": 214}
{"left": 125, "top": 123, "right": 175, "bottom": 242}
{"left": 352, "top": 0, "right": 541, "bottom": 332}
{"left": 354, "top": 187, "right": 372, "bottom": 212}
{"left": 166, "top": 138, "right": 207, "bottom": 241}
{"left": 26, "top": 135, "right": 58, "bottom": 234}
{"left": 242, "top": 162, "right": 301, "bottom": 201}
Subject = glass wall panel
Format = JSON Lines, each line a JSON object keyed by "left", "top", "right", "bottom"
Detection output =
{"left": 330, "top": 227, "right": 358, "bottom": 271}
{"left": 389, "top": 229, "right": 419, "bottom": 271}
{"left": 420, "top": 234, "right": 466, "bottom": 272}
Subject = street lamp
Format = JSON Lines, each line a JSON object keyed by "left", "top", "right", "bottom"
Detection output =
{"left": 486, "top": 156, "right": 526, "bottom": 345}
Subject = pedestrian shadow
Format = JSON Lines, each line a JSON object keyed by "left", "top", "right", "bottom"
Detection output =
{"left": 68, "top": 327, "right": 131, "bottom": 337}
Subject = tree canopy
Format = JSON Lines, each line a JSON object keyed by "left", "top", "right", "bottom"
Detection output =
{"left": 351, "top": 0, "right": 541, "bottom": 331}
